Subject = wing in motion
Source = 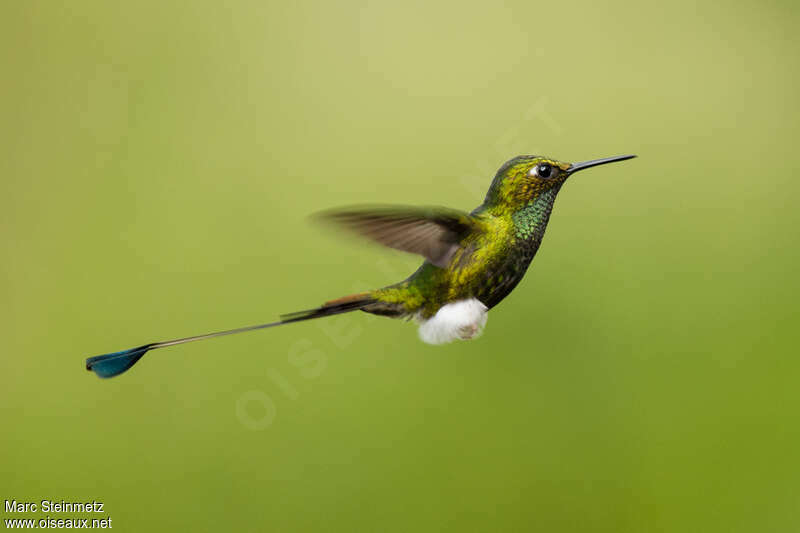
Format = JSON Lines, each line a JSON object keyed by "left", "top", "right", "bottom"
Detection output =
{"left": 316, "top": 205, "right": 482, "bottom": 267}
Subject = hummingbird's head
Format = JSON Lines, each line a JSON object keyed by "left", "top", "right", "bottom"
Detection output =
{"left": 484, "top": 154, "right": 636, "bottom": 211}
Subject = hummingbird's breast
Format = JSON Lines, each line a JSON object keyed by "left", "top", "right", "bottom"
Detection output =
{"left": 453, "top": 186, "right": 562, "bottom": 309}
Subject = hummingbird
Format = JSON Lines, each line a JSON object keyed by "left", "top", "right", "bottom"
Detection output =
{"left": 86, "top": 154, "right": 635, "bottom": 378}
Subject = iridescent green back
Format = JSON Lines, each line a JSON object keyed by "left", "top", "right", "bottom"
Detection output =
{"left": 372, "top": 156, "right": 570, "bottom": 317}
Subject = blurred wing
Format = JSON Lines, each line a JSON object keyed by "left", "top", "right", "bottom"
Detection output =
{"left": 317, "top": 205, "right": 481, "bottom": 267}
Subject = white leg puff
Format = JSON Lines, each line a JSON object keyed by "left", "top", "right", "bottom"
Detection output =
{"left": 417, "top": 299, "right": 489, "bottom": 345}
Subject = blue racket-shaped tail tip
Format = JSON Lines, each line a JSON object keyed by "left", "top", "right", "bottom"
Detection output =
{"left": 86, "top": 344, "right": 154, "bottom": 378}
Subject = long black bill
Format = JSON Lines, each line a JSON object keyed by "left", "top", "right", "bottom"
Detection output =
{"left": 568, "top": 154, "right": 636, "bottom": 174}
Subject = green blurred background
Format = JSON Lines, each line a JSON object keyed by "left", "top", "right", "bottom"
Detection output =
{"left": 2, "top": 0, "right": 798, "bottom": 531}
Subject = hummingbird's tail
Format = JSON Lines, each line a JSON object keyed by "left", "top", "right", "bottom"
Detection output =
{"left": 85, "top": 291, "right": 384, "bottom": 379}
{"left": 279, "top": 292, "right": 378, "bottom": 323}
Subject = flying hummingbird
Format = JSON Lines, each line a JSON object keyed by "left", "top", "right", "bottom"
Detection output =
{"left": 86, "top": 154, "right": 635, "bottom": 378}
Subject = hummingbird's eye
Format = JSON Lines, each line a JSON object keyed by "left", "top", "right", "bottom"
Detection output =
{"left": 532, "top": 163, "right": 553, "bottom": 179}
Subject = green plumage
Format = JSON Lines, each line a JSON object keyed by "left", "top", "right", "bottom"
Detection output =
{"left": 315, "top": 154, "right": 635, "bottom": 321}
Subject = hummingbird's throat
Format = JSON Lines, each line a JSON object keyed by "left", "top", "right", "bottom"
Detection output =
{"left": 511, "top": 186, "right": 560, "bottom": 247}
